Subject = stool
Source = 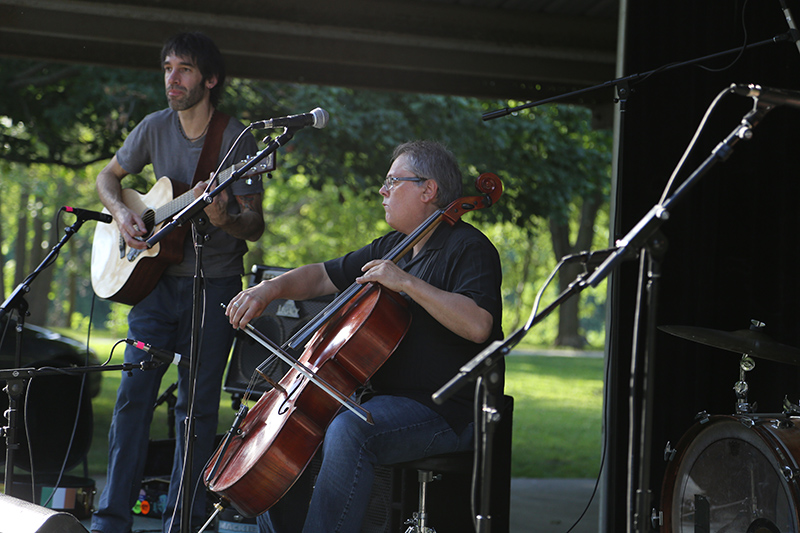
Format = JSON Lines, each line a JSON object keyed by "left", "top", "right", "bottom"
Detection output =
{"left": 390, "top": 451, "right": 473, "bottom": 533}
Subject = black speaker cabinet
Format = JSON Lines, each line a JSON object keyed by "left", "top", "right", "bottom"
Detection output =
{"left": 224, "top": 266, "right": 335, "bottom": 400}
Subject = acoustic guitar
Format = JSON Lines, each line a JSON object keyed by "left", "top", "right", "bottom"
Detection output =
{"left": 91, "top": 161, "right": 268, "bottom": 305}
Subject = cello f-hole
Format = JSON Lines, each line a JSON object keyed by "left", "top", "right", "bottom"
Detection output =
{"left": 279, "top": 375, "right": 306, "bottom": 415}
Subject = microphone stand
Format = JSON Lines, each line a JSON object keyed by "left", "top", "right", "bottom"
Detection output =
{"left": 585, "top": 99, "right": 773, "bottom": 531}
{"left": 440, "top": 96, "right": 775, "bottom": 532}
{"left": 433, "top": 251, "right": 626, "bottom": 533}
{"left": 481, "top": 32, "right": 794, "bottom": 121}
{"left": 0, "top": 214, "right": 91, "bottom": 495}
{"left": 0, "top": 359, "right": 167, "bottom": 495}
{"left": 145, "top": 127, "right": 298, "bottom": 533}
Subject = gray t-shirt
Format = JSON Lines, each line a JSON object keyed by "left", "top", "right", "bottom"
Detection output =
{"left": 116, "top": 108, "right": 262, "bottom": 277}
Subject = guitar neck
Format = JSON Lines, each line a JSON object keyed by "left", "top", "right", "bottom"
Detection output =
{"left": 152, "top": 166, "right": 235, "bottom": 225}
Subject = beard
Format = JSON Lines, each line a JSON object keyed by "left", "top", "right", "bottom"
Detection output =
{"left": 166, "top": 82, "right": 206, "bottom": 111}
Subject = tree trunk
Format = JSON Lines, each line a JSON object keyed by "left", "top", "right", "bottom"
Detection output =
{"left": 509, "top": 243, "right": 534, "bottom": 332}
{"left": 67, "top": 237, "right": 77, "bottom": 329}
{"left": 0, "top": 213, "right": 5, "bottom": 302}
{"left": 26, "top": 196, "right": 54, "bottom": 326}
{"left": 549, "top": 191, "right": 604, "bottom": 348}
{"left": 13, "top": 188, "right": 29, "bottom": 288}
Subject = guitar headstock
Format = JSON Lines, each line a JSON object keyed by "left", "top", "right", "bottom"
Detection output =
{"left": 234, "top": 157, "right": 273, "bottom": 177}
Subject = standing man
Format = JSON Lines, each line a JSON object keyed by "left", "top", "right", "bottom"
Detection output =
{"left": 226, "top": 140, "right": 503, "bottom": 532}
{"left": 91, "top": 32, "right": 264, "bottom": 533}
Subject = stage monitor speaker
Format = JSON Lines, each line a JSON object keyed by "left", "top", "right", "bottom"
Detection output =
{"left": 0, "top": 493, "right": 86, "bottom": 533}
{"left": 224, "top": 266, "right": 335, "bottom": 400}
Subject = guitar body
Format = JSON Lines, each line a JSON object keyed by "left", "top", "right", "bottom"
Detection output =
{"left": 91, "top": 177, "right": 191, "bottom": 305}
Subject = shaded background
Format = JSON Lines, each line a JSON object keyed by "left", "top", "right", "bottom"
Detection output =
{"left": 605, "top": 0, "right": 800, "bottom": 530}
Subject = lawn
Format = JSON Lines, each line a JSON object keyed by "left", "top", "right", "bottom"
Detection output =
{"left": 61, "top": 334, "right": 605, "bottom": 480}
{"left": 505, "top": 355, "right": 604, "bottom": 478}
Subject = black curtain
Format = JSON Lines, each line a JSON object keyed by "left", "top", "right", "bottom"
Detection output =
{"left": 605, "top": 0, "right": 800, "bottom": 530}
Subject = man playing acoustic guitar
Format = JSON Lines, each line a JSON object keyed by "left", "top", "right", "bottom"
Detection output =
{"left": 92, "top": 32, "right": 264, "bottom": 533}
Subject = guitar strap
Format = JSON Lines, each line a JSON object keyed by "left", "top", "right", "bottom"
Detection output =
{"left": 179, "top": 110, "right": 231, "bottom": 237}
{"left": 192, "top": 110, "right": 231, "bottom": 186}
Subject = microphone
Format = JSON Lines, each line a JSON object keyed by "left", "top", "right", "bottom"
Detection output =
{"left": 730, "top": 83, "right": 800, "bottom": 109}
{"left": 64, "top": 206, "right": 113, "bottom": 224}
{"left": 561, "top": 247, "right": 619, "bottom": 269}
{"left": 779, "top": 0, "right": 800, "bottom": 59}
{"left": 251, "top": 107, "right": 329, "bottom": 130}
{"left": 126, "top": 339, "right": 190, "bottom": 369}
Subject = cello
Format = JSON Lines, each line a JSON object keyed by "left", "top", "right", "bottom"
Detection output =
{"left": 204, "top": 173, "right": 503, "bottom": 517}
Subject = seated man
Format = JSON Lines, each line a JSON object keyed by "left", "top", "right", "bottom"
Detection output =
{"left": 226, "top": 140, "right": 503, "bottom": 532}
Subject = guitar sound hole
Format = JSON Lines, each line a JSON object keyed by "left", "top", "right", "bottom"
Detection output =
{"left": 142, "top": 209, "right": 156, "bottom": 236}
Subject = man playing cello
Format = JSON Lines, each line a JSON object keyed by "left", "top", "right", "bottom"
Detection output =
{"left": 226, "top": 140, "right": 503, "bottom": 532}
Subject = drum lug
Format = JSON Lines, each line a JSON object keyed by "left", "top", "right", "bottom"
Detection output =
{"left": 651, "top": 508, "right": 663, "bottom": 529}
{"left": 782, "top": 465, "right": 798, "bottom": 482}
{"left": 782, "top": 395, "right": 800, "bottom": 416}
{"left": 663, "top": 441, "right": 676, "bottom": 462}
{"left": 694, "top": 410, "right": 710, "bottom": 424}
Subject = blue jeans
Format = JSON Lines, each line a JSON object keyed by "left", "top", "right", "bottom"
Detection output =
{"left": 91, "top": 275, "right": 241, "bottom": 533}
{"left": 258, "top": 395, "right": 474, "bottom": 533}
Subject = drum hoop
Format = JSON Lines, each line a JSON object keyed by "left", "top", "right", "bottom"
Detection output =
{"left": 661, "top": 414, "right": 800, "bottom": 531}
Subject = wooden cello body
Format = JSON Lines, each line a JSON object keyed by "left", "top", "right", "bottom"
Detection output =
{"left": 206, "top": 283, "right": 410, "bottom": 516}
{"left": 204, "top": 173, "right": 502, "bottom": 516}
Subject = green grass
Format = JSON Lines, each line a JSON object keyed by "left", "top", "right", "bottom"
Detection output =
{"left": 60, "top": 333, "right": 605, "bottom": 480}
{"left": 505, "top": 354, "right": 604, "bottom": 478}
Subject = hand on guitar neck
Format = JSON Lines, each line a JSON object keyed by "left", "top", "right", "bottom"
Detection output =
{"left": 192, "top": 176, "right": 229, "bottom": 227}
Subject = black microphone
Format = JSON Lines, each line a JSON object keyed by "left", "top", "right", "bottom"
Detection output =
{"left": 126, "top": 339, "right": 190, "bottom": 369}
{"left": 251, "top": 107, "right": 329, "bottom": 130}
{"left": 779, "top": 0, "right": 800, "bottom": 58}
{"left": 561, "top": 247, "right": 619, "bottom": 269}
{"left": 64, "top": 206, "right": 113, "bottom": 224}
{"left": 730, "top": 83, "right": 800, "bottom": 109}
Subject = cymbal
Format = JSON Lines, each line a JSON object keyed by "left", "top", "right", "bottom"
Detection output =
{"left": 659, "top": 325, "right": 800, "bottom": 366}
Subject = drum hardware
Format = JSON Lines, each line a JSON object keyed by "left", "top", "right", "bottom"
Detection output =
{"left": 661, "top": 415, "right": 800, "bottom": 532}
{"left": 735, "top": 354, "right": 757, "bottom": 414}
{"left": 694, "top": 410, "right": 710, "bottom": 425}
{"left": 782, "top": 396, "right": 800, "bottom": 417}
{"left": 651, "top": 508, "right": 663, "bottom": 528}
{"left": 664, "top": 442, "right": 677, "bottom": 462}
{"left": 739, "top": 415, "right": 756, "bottom": 428}
{"left": 659, "top": 319, "right": 800, "bottom": 366}
{"left": 781, "top": 465, "right": 797, "bottom": 482}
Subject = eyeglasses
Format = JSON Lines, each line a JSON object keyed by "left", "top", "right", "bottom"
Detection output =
{"left": 383, "top": 176, "right": 427, "bottom": 191}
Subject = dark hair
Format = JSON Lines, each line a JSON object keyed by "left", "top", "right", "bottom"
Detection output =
{"left": 160, "top": 32, "right": 226, "bottom": 107}
{"left": 392, "top": 141, "right": 462, "bottom": 207}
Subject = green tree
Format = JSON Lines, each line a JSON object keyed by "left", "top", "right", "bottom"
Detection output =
{"left": 1, "top": 62, "right": 611, "bottom": 346}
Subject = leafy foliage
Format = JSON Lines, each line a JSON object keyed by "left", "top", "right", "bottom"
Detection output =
{"left": 0, "top": 60, "right": 163, "bottom": 167}
{"left": 0, "top": 59, "right": 612, "bottom": 346}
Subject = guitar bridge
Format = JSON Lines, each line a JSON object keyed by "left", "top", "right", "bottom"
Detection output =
{"left": 127, "top": 249, "right": 142, "bottom": 262}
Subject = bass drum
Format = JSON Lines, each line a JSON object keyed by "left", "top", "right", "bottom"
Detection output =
{"left": 661, "top": 415, "right": 800, "bottom": 533}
